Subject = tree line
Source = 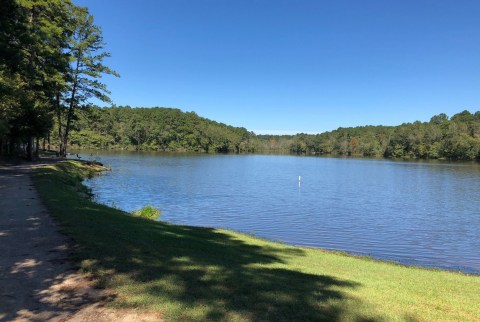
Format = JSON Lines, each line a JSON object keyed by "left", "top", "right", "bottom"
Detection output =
{"left": 61, "top": 106, "right": 480, "bottom": 161}
{"left": 0, "top": 0, "right": 117, "bottom": 159}
{"left": 62, "top": 106, "right": 255, "bottom": 153}
{"left": 286, "top": 110, "right": 480, "bottom": 160}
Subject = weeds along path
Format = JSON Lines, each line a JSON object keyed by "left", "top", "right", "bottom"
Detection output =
{"left": 0, "top": 162, "right": 159, "bottom": 322}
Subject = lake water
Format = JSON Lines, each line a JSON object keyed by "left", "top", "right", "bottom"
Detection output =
{"left": 82, "top": 152, "right": 480, "bottom": 274}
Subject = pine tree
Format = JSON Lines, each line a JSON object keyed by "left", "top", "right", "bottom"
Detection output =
{"left": 59, "top": 5, "right": 119, "bottom": 156}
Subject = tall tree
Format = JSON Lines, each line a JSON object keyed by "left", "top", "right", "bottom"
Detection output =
{"left": 0, "top": 0, "right": 71, "bottom": 159}
{"left": 59, "top": 6, "right": 119, "bottom": 156}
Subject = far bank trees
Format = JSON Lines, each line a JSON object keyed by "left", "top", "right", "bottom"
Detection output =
{"left": 61, "top": 107, "right": 480, "bottom": 161}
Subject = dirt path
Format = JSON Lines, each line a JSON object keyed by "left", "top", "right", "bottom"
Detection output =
{"left": 0, "top": 162, "right": 160, "bottom": 321}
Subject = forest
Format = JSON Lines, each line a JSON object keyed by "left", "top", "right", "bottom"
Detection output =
{"left": 0, "top": 0, "right": 118, "bottom": 159}
{"left": 64, "top": 106, "right": 480, "bottom": 160}
{"left": 1, "top": 1, "right": 479, "bottom": 160}
{"left": 66, "top": 106, "right": 255, "bottom": 153}
{"left": 286, "top": 110, "right": 480, "bottom": 160}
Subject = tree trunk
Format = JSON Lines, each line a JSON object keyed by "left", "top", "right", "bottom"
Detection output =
{"left": 8, "top": 139, "right": 14, "bottom": 155}
{"left": 35, "top": 137, "right": 40, "bottom": 158}
{"left": 56, "top": 94, "right": 65, "bottom": 156}
{"left": 63, "top": 110, "right": 72, "bottom": 156}
{"left": 26, "top": 136, "right": 33, "bottom": 161}
{"left": 61, "top": 51, "right": 81, "bottom": 158}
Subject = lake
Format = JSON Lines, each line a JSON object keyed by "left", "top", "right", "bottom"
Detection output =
{"left": 81, "top": 151, "right": 480, "bottom": 274}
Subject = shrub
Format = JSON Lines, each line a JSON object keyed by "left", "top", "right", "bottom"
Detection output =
{"left": 132, "top": 205, "right": 161, "bottom": 220}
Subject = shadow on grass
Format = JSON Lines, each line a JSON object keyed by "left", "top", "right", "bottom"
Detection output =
{"left": 33, "top": 164, "right": 382, "bottom": 321}
{"left": 90, "top": 222, "right": 369, "bottom": 321}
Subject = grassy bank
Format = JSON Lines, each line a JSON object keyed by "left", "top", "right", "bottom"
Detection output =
{"left": 32, "top": 161, "right": 480, "bottom": 321}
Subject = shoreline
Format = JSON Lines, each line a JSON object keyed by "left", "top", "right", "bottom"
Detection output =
{"left": 67, "top": 147, "right": 480, "bottom": 164}
{"left": 85, "top": 198, "right": 480, "bottom": 276}
{"left": 79, "top": 154, "right": 480, "bottom": 276}
{"left": 30, "top": 160, "right": 480, "bottom": 321}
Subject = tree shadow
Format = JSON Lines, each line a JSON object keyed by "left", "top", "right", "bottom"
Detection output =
{"left": 78, "top": 218, "right": 381, "bottom": 321}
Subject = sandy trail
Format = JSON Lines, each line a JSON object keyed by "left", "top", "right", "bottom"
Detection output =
{"left": 0, "top": 162, "right": 160, "bottom": 321}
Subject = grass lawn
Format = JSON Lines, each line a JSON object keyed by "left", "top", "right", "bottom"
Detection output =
{"left": 32, "top": 160, "right": 480, "bottom": 321}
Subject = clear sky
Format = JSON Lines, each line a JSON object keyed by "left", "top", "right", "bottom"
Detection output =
{"left": 74, "top": 0, "right": 480, "bottom": 135}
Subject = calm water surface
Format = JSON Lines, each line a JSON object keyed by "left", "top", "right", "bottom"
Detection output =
{"left": 82, "top": 152, "right": 480, "bottom": 274}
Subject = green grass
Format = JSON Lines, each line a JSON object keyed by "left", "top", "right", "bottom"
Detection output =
{"left": 32, "top": 161, "right": 480, "bottom": 321}
{"left": 132, "top": 205, "right": 161, "bottom": 220}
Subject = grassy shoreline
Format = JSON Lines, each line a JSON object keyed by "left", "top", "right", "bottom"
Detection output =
{"left": 32, "top": 160, "right": 480, "bottom": 321}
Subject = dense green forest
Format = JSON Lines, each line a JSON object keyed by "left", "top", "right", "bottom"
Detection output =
{"left": 65, "top": 106, "right": 255, "bottom": 153}
{"left": 1, "top": 1, "right": 479, "bottom": 161}
{"left": 0, "top": 0, "right": 118, "bottom": 159}
{"left": 287, "top": 110, "right": 480, "bottom": 160}
{"left": 62, "top": 106, "right": 480, "bottom": 160}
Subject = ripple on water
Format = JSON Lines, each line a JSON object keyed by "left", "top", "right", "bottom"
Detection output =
{"left": 83, "top": 153, "right": 480, "bottom": 274}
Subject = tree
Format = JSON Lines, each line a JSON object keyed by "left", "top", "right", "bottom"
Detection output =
{"left": 59, "top": 5, "right": 119, "bottom": 156}
{"left": 430, "top": 113, "right": 449, "bottom": 125}
{"left": 0, "top": 0, "right": 71, "bottom": 159}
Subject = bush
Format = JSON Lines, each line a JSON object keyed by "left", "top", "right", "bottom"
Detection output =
{"left": 132, "top": 205, "right": 161, "bottom": 220}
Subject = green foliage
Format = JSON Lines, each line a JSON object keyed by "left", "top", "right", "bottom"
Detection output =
{"left": 52, "top": 107, "right": 480, "bottom": 161}
{"left": 69, "top": 129, "right": 114, "bottom": 148}
{"left": 382, "top": 111, "right": 480, "bottom": 160}
{"left": 61, "top": 106, "right": 256, "bottom": 153}
{"left": 0, "top": 0, "right": 117, "bottom": 158}
{"left": 0, "top": 0, "right": 72, "bottom": 158}
{"left": 57, "top": 4, "right": 119, "bottom": 156}
{"left": 132, "top": 205, "right": 161, "bottom": 220}
{"left": 267, "top": 110, "right": 480, "bottom": 161}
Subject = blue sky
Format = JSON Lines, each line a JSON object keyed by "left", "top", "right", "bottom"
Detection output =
{"left": 74, "top": 0, "right": 480, "bottom": 134}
